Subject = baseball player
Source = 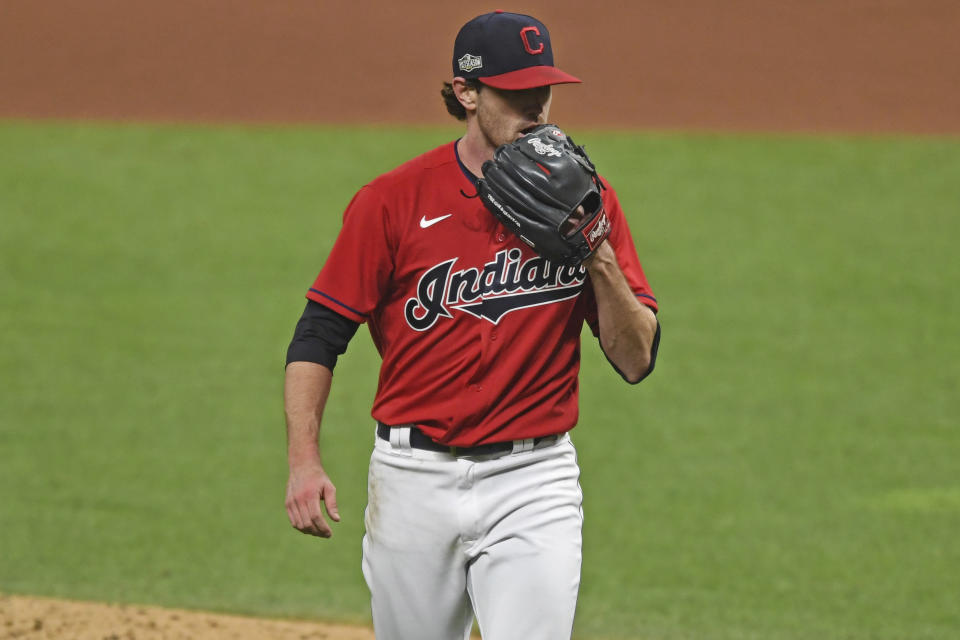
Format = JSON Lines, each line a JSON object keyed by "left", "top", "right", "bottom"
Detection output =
{"left": 284, "top": 11, "right": 659, "bottom": 640}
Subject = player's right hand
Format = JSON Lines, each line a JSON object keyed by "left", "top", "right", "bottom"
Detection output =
{"left": 285, "top": 461, "right": 340, "bottom": 538}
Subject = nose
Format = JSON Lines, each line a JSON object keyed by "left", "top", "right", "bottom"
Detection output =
{"left": 522, "top": 87, "right": 550, "bottom": 116}
{"left": 531, "top": 86, "right": 550, "bottom": 108}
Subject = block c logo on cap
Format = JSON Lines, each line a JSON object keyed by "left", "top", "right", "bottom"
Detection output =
{"left": 520, "top": 26, "right": 544, "bottom": 55}
{"left": 458, "top": 53, "right": 483, "bottom": 72}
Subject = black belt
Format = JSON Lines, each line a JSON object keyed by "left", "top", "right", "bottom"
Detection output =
{"left": 376, "top": 422, "right": 560, "bottom": 457}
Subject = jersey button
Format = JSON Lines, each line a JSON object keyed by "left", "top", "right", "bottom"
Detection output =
{"left": 497, "top": 232, "right": 506, "bottom": 243}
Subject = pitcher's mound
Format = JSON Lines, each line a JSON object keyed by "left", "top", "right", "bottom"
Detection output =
{"left": 1, "top": 594, "right": 375, "bottom": 640}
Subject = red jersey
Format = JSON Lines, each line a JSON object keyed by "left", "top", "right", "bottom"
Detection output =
{"left": 307, "top": 141, "right": 657, "bottom": 446}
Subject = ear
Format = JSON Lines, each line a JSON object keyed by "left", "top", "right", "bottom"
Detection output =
{"left": 452, "top": 77, "right": 479, "bottom": 114}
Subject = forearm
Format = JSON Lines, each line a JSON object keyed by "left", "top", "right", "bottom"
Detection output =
{"left": 585, "top": 243, "right": 659, "bottom": 383}
{"left": 284, "top": 361, "right": 340, "bottom": 537}
{"left": 284, "top": 361, "right": 334, "bottom": 466}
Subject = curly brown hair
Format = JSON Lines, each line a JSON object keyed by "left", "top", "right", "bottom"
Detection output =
{"left": 440, "top": 80, "right": 482, "bottom": 121}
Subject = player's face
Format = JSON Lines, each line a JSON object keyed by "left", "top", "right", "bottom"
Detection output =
{"left": 475, "top": 85, "right": 552, "bottom": 149}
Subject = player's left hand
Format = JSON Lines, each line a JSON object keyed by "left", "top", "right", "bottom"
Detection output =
{"left": 580, "top": 234, "right": 616, "bottom": 269}
{"left": 477, "top": 124, "right": 611, "bottom": 266}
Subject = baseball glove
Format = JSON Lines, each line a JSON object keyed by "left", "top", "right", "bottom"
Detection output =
{"left": 477, "top": 124, "right": 610, "bottom": 266}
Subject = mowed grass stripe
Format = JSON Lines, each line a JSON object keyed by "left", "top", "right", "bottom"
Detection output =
{"left": 1, "top": 121, "right": 958, "bottom": 639}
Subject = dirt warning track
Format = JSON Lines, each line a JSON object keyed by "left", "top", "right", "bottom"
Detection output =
{"left": 2, "top": 1, "right": 958, "bottom": 133}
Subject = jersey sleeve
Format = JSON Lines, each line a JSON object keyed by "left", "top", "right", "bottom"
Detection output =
{"left": 306, "top": 185, "right": 395, "bottom": 323}
{"left": 583, "top": 179, "right": 658, "bottom": 336}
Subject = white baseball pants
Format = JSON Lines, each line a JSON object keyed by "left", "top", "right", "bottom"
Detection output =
{"left": 361, "top": 426, "right": 584, "bottom": 640}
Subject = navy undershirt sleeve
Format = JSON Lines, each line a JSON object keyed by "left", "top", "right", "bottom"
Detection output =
{"left": 286, "top": 300, "right": 361, "bottom": 371}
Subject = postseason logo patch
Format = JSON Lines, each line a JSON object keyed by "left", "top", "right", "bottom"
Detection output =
{"left": 458, "top": 53, "right": 483, "bottom": 73}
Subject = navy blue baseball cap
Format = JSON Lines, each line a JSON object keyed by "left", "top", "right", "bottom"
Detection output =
{"left": 453, "top": 11, "right": 581, "bottom": 90}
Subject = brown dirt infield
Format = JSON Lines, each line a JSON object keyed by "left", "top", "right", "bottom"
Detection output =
{"left": 1, "top": 0, "right": 959, "bottom": 133}
{"left": 0, "top": 594, "right": 375, "bottom": 640}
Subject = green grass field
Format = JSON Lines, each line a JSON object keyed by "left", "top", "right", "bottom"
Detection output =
{"left": 1, "top": 120, "right": 958, "bottom": 639}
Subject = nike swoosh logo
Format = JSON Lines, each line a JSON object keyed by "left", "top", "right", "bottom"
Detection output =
{"left": 419, "top": 214, "right": 452, "bottom": 229}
